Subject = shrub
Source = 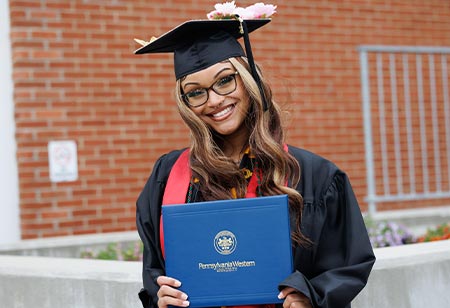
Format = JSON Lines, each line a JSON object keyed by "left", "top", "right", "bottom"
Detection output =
{"left": 416, "top": 223, "right": 450, "bottom": 242}
{"left": 364, "top": 216, "right": 416, "bottom": 248}
{"left": 81, "top": 241, "right": 143, "bottom": 261}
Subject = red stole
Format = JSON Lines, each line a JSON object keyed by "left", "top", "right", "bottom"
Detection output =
{"left": 160, "top": 149, "right": 261, "bottom": 254}
{"left": 160, "top": 149, "right": 275, "bottom": 308}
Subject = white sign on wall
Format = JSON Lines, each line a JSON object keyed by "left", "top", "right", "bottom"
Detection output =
{"left": 48, "top": 140, "right": 78, "bottom": 182}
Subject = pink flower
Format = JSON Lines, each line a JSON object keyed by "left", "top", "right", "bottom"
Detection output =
{"left": 215, "top": 1, "right": 237, "bottom": 14}
{"left": 207, "top": 1, "right": 277, "bottom": 20}
{"left": 207, "top": 1, "right": 237, "bottom": 19}
{"left": 207, "top": 10, "right": 224, "bottom": 19}
{"left": 233, "top": 7, "right": 256, "bottom": 19}
{"left": 245, "top": 2, "right": 277, "bottom": 18}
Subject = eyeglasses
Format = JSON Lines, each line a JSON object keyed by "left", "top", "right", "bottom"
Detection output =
{"left": 181, "top": 71, "right": 239, "bottom": 107}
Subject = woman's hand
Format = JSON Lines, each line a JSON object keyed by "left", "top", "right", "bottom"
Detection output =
{"left": 156, "top": 276, "right": 189, "bottom": 308}
{"left": 278, "top": 287, "right": 313, "bottom": 308}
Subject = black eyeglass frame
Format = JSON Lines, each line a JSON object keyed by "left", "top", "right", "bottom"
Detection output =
{"left": 180, "top": 71, "right": 240, "bottom": 108}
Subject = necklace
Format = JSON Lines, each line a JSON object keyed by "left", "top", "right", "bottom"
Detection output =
{"left": 186, "top": 152, "right": 260, "bottom": 203}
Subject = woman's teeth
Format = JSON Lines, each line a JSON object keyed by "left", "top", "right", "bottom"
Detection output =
{"left": 212, "top": 105, "right": 233, "bottom": 118}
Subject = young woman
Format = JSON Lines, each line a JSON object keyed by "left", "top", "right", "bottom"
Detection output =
{"left": 135, "top": 16, "right": 375, "bottom": 308}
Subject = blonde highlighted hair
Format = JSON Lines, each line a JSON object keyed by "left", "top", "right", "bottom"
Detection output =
{"left": 175, "top": 57, "right": 308, "bottom": 246}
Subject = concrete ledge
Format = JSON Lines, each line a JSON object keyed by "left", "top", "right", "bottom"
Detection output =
{"left": 0, "top": 231, "right": 140, "bottom": 258}
{"left": 1, "top": 240, "right": 450, "bottom": 307}
{"left": 353, "top": 240, "right": 450, "bottom": 308}
{"left": 0, "top": 255, "right": 142, "bottom": 308}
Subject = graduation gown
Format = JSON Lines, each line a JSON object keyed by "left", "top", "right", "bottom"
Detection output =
{"left": 136, "top": 145, "right": 375, "bottom": 308}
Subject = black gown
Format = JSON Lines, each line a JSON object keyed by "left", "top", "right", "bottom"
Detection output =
{"left": 136, "top": 145, "right": 375, "bottom": 308}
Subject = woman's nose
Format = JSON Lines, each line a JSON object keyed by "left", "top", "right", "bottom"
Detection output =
{"left": 206, "top": 89, "right": 224, "bottom": 107}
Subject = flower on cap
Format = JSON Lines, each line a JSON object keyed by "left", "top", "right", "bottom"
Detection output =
{"left": 233, "top": 6, "right": 255, "bottom": 19}
{"left": 207, "top": 1, "right": 237, "bottom": 19}
{"left": 245, "top": 2, "right": 277, "bottom": 18}
{"left": 207, "top": 1, "right": 277, "bottom": 20}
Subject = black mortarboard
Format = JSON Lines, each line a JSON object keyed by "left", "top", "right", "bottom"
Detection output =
{"left": 134, "top": 18, "right": 271, "bottom": 110}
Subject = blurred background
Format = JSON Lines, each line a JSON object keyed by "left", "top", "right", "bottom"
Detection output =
{"left": 1, "top": 0, "right": 449, "bottom": 244}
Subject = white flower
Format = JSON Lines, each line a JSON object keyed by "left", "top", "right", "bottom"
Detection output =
{"left": 245, "top": 2, "right": 277, "bottom": 18}
{"left": 233, "top": 6, "right": 255, "bottom": 19}
{"left": 207, "top": 1, "right": 238, "bottom": 19}
{"left": 207, "top": 1, "right": 277, "bottom": 20}
{"left": 214, "top": 1, "right": 237, "bottom": 15}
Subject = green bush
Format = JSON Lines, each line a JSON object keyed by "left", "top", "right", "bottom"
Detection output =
{"left": 417, "top": 223, "right": 450, "bottom": 242}
{"left": 81, "top": 241, "right": 143, "bottom": 261}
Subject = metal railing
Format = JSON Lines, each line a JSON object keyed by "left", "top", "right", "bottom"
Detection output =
{"left": 359, "top": 45, "right": 450, "bottom": 214}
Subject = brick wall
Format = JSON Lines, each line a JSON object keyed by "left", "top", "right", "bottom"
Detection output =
{"left": 9, "top": 0, "right": 450, "bottom": 239}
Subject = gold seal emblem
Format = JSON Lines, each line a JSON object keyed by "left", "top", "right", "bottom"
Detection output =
{"left": 214, "top": 230, "right": 237, "bottom": 255}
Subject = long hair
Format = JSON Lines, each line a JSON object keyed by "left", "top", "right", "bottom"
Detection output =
{"left": 174, "top": 57, "right": 309, "bottom": 246}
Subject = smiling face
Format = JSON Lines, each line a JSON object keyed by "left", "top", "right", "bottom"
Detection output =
{"left": 180, "top": 61, "right": 251, "bottom": 140}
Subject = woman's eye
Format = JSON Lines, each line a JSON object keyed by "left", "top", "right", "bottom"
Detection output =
{"left": 187, "top": 89, "right": 206, "bottom": 98}
{"left": 216, "top": 75, "right": 233, "bottom": 87}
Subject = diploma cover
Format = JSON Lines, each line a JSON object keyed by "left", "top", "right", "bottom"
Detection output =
{"left": 162, "top": 195, "right": 293, "bottom": 307}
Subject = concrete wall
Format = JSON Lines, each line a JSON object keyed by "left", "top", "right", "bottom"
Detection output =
{"left": 353, "top": 240, "right": 450, "bottom": 308}
{"left": 1, "top": 240, "right": 449, "bottom": 308}
{"left": 0, "top": 231, "right": 139, "bottom": 258}
{"left": 0, "top": 255, "right": 142, "bottom": 308}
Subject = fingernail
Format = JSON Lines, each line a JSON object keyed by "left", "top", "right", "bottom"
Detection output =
{"left": 277, "top": 292, "right": 283, "bottom": 299}
{"left": 174, "top": 280, "right": 182, "bottom": 287}
{"left": 181, "top": 293, "right": 188, "bottom": 300}
{"left": 182, "top": 301, "right": 190, "bottom": 306}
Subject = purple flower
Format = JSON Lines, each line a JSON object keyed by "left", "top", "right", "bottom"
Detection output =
{"left": 115, "top": 243, "right": 124, "bottom": 261}
{"left": 365, "top": 218, "right": 416, "bottom": 248}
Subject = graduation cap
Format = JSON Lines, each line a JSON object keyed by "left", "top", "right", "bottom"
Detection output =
{"left": 134, "top": 18, "right": 271, "bottom": 111}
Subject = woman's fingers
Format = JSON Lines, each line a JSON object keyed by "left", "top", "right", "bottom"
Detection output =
{"left": 156, "top": 276, "right": 189, "bottom": 308}
{"left": 278, "top": 287, "right": 312, "bottom": 308}
{"left": 156, "top": 275, "right": 182, "bottom": 287}
{"left": 157, "top": 285, "right": 189, "bottom": 308}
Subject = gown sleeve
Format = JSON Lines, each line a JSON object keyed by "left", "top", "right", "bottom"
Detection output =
{"left": 279, "top": 169, "right": 375, "bottom": 308}
{"left": 136, "top": 150, "right": 184, "bottom": 308}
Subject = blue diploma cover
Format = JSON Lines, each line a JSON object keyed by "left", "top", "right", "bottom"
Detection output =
{"left": 162, "top": 195, "right": 293, "bottom": 307}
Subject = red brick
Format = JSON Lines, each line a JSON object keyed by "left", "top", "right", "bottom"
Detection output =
{"left": 41, "top": 211, "right": 69, "bottom": 219}
{"left": 35, "top": 109, "right": 65, "bottom": 119}
{"left": 88, "top": 218, "right": 113, "bottom": 226}
{"left": 59, "top": 220, "right": 85, "bottom": 228}
{"left": 73, "top": 209, "right": 98, "bottom": 217}
{"left": 58, "top": 200, "right": 83, "bottom": 208}
{"left": 21, "top": 222, "right": 54, "bottom": 231}
{"left": 73, "top": 229, "right": 97, "bottom": 235}
{"left": 42, "top": 231, "right": 71, "bottom": 237}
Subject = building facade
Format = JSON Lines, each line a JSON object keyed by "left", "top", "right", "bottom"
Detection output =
{"left": 3, "top": 0, "right": 450, "bottom": 242}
